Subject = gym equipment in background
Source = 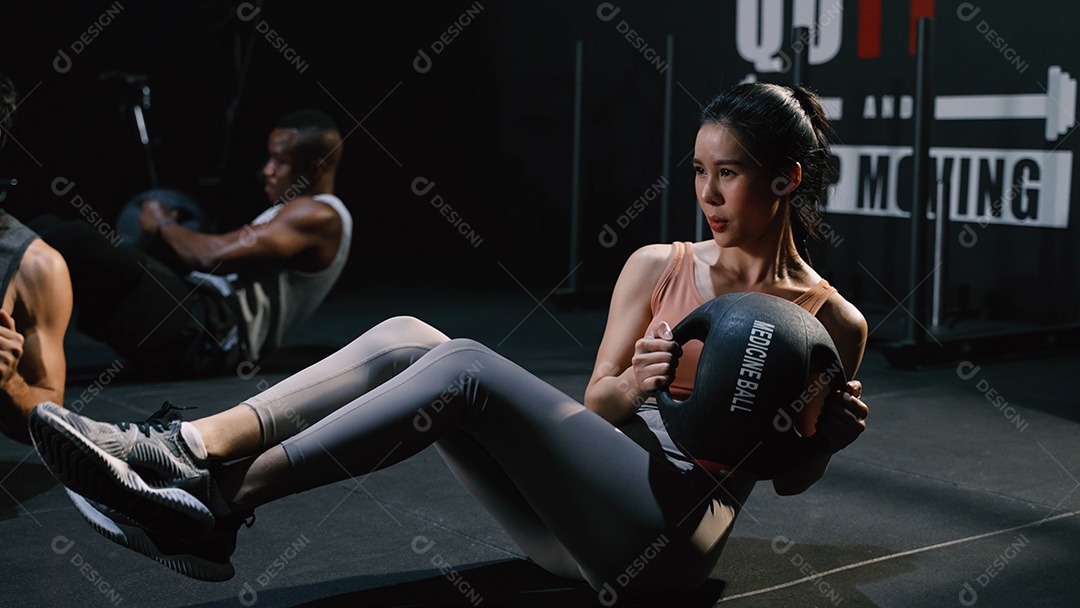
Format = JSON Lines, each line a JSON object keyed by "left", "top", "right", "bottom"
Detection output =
{"left": 115, "top": 189, "right": 207, "bottom": 256}
{"left": 99, "top": 70, "right": 158, "bottom": 190}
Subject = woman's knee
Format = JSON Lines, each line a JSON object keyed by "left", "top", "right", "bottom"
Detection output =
{"left": 423, "top": 338, "right": 501, "bottom": 365}
{"left": 337, "top": 316, "right": 453, "bottom": 378}
{"left": 373, "top": 316, "right": 450, "bottom": 349}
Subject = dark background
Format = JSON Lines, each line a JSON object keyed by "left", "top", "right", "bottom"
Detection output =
{"left": 0, "top": 0, "right": 1076, "bottom": 335}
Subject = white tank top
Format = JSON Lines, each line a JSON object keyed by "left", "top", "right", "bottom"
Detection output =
{"left": 187, "top": 193, "right": 352, "bottom": 361}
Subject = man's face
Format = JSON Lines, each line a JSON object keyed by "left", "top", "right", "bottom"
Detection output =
{"left": 262, "top": 128, "right": 304, "bottom": 203}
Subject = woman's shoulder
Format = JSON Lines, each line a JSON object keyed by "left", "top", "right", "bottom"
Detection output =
{"left": 609, "top": 243, "right": 686, "bottom": 307}
{"left": 631, "top": 242, "right": 679, "bottom": 262}
{"left": 620, "top": 243, "right": 678, "bottom": 279}
{"left": 818, "top": 289, "right": 866, "bottom": 331}
{"left": 815, "top": 287, "right": 869, "bottom": 375}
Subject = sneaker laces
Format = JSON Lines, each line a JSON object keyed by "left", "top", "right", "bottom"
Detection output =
{"left": 114, "top": 401, "right": 196, "bottom": 438}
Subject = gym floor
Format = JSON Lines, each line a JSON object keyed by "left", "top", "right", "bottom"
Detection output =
{"left": 2, "top": 286, "right": 1077, "bottom": 607}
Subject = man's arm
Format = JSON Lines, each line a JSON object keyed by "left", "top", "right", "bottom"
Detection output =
{"left": 0, "top": 240, "right": 71, "bottom": 444}
{"left": 146, "top": 198, "right": 342, "bottom": 274}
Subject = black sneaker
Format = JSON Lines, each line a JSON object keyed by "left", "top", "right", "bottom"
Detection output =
{"left": 29, "top": 401, "right": 222, "bottom": 535}
{"left": 65, "top": 487, "right": 253, "bottom": 582}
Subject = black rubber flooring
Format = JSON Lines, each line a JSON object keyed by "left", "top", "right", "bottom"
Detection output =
{"left": 2, "top": 288, "right": 1077, "bottom": 607}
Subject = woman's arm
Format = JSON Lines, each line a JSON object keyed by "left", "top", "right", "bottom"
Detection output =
{"left": 584, "top": 245, "right": 672, "bottom": 425}
{"left": 772, "top": 294, "right": 869, "bottom": 495}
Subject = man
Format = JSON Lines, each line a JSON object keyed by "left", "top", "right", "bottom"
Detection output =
{"left": 0, "top": 74, "right": 72, "bottom": 444}
{"left": 35, "top": 109, "right": 351, "bottom": 377}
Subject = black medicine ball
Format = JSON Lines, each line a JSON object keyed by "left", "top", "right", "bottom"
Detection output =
{"left": 657, "top": 292, "right": 845, "bottom": 479}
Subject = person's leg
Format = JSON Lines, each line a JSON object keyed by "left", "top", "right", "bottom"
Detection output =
{"left": 31, "top": 336, "right": 745, "bottom": 591}
{"left": 229, "top": 338, "right": 745, "bottom": 593}
{"left": 191, "top": 316, "right": 450, "bottom": 458}
{"left": 435, "top": 421, "right": 746, "bottom": 587}
{"left": 32, "top": 217, "right": 218, "bottom": 360}
{"left": 28, "top": 315, "right": 451, "bottom": 531}
{"left": 433, "top": 430, "right": 584, "bottom": 581}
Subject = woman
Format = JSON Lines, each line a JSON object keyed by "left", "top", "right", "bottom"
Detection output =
{"left": 29, "top": 83, "right": 868, "bottom": 599}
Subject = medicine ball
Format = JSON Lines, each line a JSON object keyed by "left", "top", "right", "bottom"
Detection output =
{"left": 116, "top": 188, "right": 207, "bottom": 254}
{"left": 656, "top": 292, "right": 845, "bottom": 479}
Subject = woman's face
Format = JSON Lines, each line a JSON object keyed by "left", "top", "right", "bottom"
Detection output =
{"left": 693, "top": 123, "right": 786, "bottom": 249}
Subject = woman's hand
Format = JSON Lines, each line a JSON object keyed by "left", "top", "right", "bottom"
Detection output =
{"left": 631, "top": 320, "right": 682, "bottom": 395}
{"left": 815, "top": 380, "right": 868, "bottom": 453}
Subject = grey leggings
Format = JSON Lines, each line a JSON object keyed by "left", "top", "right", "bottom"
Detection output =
{"left": 243, "top": 316, "right": 750, "bottom": 596}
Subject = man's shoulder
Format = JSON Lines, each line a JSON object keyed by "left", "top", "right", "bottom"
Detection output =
{"left": 17, "top": 239, "right": 67, "bottom": 279}
{"left": 302, "top": 193, "right": 349, "bottom": 221}
{"left": 9, "top": 239, "right": 71, "bottom": 319}
{"left": 273, "top": 195, "right": 346, "bottom": 227}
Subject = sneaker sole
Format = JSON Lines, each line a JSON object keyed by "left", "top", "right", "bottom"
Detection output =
{"left": 65, "top": 489, "right": 234, "bottom": 582}
{"left": 29, "top": 403, "right": 215, "bottom": 535}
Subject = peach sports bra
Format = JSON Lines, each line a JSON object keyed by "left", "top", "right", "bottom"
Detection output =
{"left": 648, "top": 241, "right": 837, "bottom": 400}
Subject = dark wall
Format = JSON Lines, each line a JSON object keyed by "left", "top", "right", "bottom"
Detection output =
{"left": 1, "top": 1, "right": 1077, "bottom": 328}
{"left": 0, "top": 0, "right": 509, "bottom": 288}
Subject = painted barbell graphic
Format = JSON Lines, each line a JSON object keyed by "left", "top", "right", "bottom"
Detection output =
{"left": 849, "top": 66, "right": 1075, "bottom": 141}
{"left": 935, "top": 66, "right": 1076, "bottom": 141}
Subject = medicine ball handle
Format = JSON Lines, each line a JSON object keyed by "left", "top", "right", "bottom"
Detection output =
{"left": 656, "top": 295, "right": 835, "bottom": 477}
{"left": 655, "top": 298, "right": 725, "bottom": 410}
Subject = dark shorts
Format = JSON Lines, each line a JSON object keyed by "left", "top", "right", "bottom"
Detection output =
{"left": 32, "top": 215, "right": 243, "bottom": 376}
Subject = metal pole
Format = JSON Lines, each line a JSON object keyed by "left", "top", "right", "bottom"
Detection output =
{"left": 568, "top": 39, "right": 584, "bottom": 294}
{"left": 792, "top": 26, "right": 810, "bottom": 86}
{"left": 132, "top": 104, "right": 158, "bottom": 188}
{"left": 932, "top": 162, "right": 948, "bottom": 328}
{"left": 908, "top": 17, "right": 934, "bottom": 343}
{"left": 660, "top": 34, "right": 674, "bottom": 244}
